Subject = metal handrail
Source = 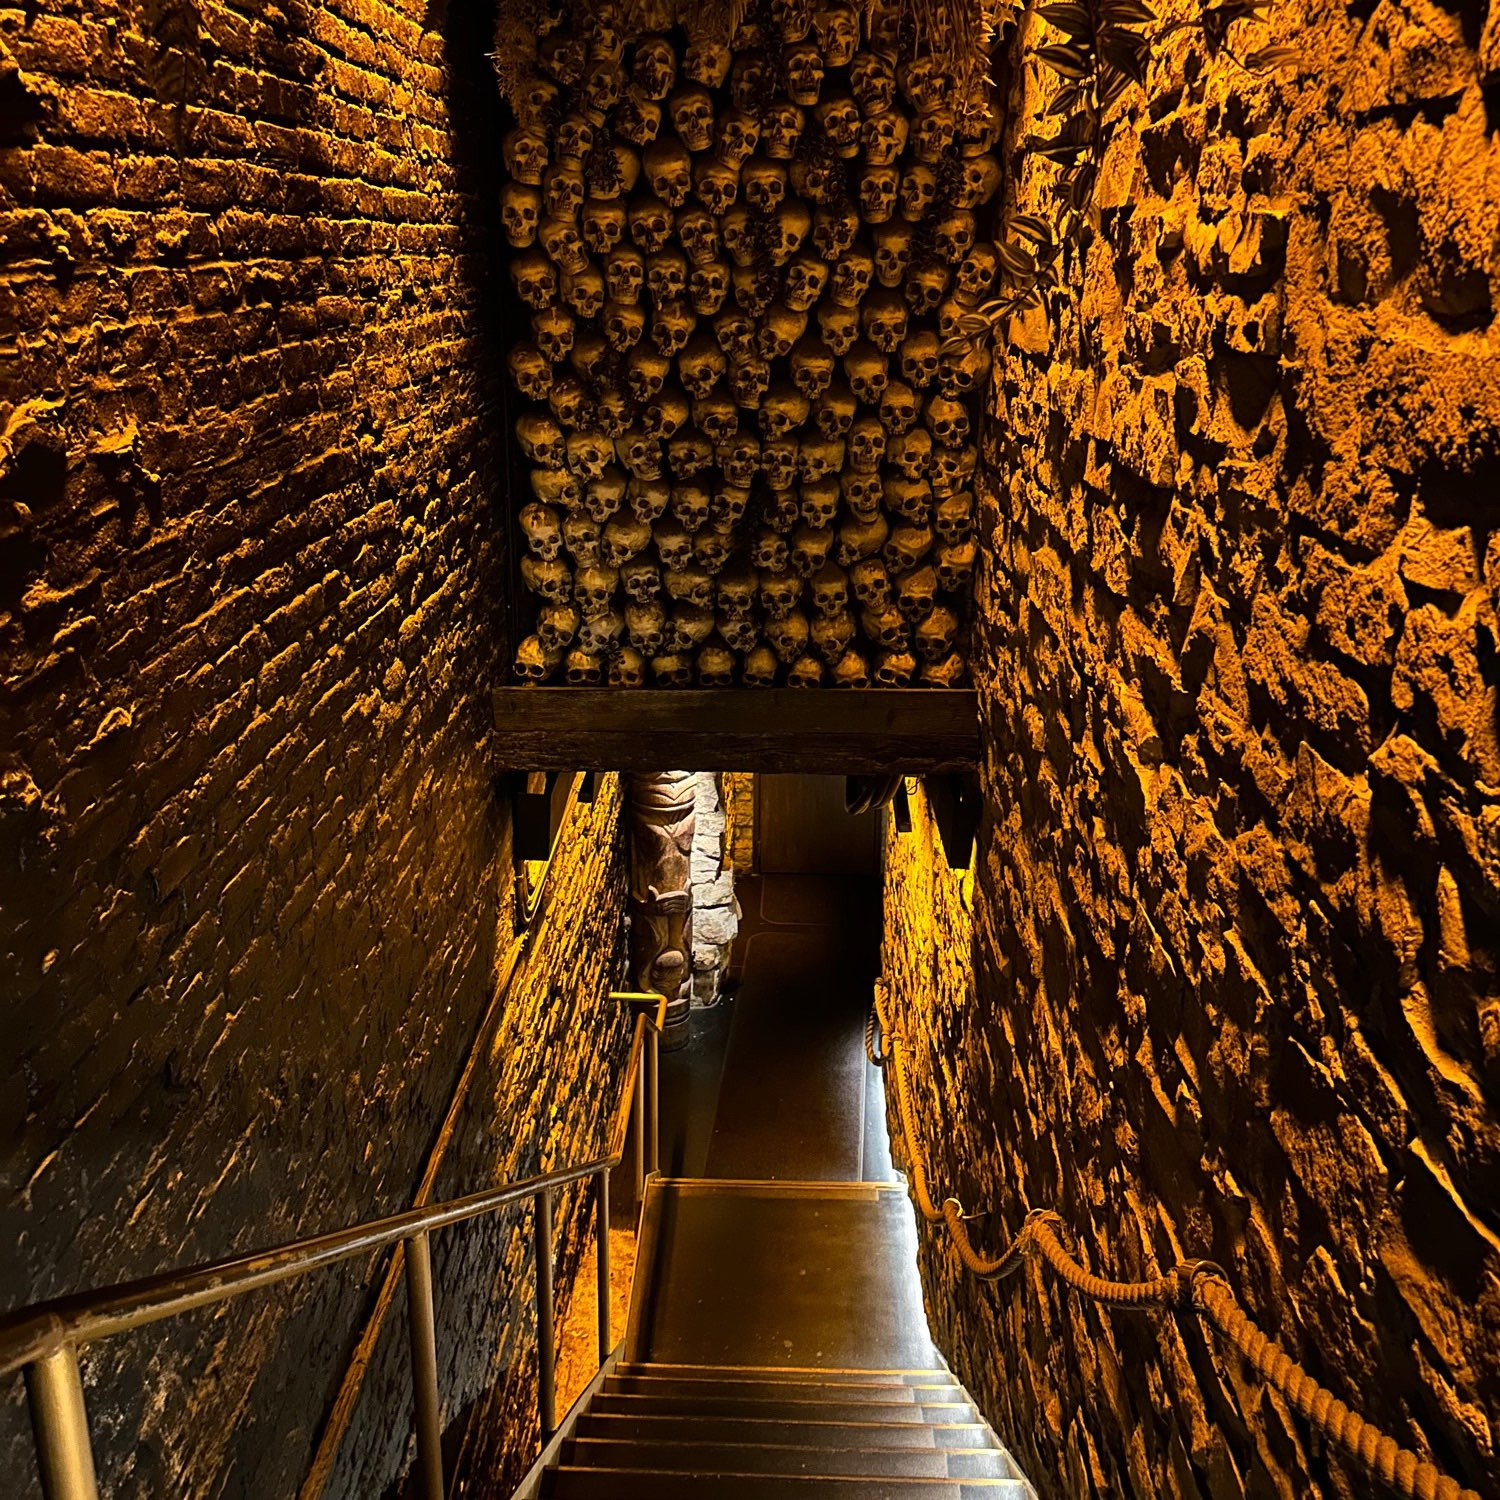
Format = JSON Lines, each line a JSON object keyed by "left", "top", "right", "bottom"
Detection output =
{"left": 2, "top": 990, "right": 668, "bottom": 1500}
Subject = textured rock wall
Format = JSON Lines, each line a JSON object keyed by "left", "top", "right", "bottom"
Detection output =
{"left": 881, "top": 0, "right": 1500, "bottom": 1496}
{"left": 690, "top": 772, "right": 739, "bottom": 1004}
{"left": 0, "top": 4, "right": 631, "bottom": 1497}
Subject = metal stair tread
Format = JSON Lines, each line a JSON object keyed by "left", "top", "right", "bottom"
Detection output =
{"left": 604, "top": 1373, "right": 966, "bottom": 1403}
{"left": 590, "top": 1392, "right": 976, "bottom": 1423}
{"left": 542, "top": 1465, "right": 1026, "bottom": 1498}
{"left": 613, "top": 1362, "right": 952, "bottom": 1383}
{"left": 562, "top": 1437, "right": 1019, "bottom": 1480}
{"left": 576, "top": 1413, "right": 996, "bottom": 1449}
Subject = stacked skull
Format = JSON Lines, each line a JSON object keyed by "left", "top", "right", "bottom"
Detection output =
{"left": 503, "top": 0, "right": 999, "bottom": 687}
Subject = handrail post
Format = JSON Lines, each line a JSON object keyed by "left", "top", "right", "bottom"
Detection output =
{"left": 26, "top": 1345, "right": 99, "bottom": 1500}
{"left": 594, "top": 1168, "right": 611, "bottom": 1362}
{"left": 646, "top": 1023, "right": 660, "bottom": 1180}
{"left": 633, "top": 1056, "right": 646, "bottom": 1202}
{"left": 533, "top": 1188, "right": 556, "bottom": 1440}
{"left": 403, "top": 1232, "right": 444, "bottom": 1500}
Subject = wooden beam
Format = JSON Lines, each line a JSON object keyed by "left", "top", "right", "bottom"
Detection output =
{"left": 491, "top": 688, "right": 980, "bottom": 773}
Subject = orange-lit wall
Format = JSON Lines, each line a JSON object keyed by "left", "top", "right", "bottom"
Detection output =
{"left": 0, "top": 4, "right": 629, "bottom": 1497}
{"left": 881, "top": 2, "right": 1499, "bottom": 1495}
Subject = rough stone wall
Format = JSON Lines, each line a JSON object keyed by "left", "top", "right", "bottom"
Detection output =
{"left": 881, "top": 1, "right": 1500, "bottom": 1497}
{"left": 723, "top": 769, "right": 757, "bottom": 872}
{"left": 0, "top": 4, "right": 631, "bottom": 1498}
{"left": 690, "top": 772, "right": 738, "bottom": 1004}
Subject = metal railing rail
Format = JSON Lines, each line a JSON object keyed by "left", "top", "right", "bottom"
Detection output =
{"left": 868, "top": 984, "right": 1482, "bottom": 1500}
{"left": 0, "top": 991, "right": 668, "bottom": 1500}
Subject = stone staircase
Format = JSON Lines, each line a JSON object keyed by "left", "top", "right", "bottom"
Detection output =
{"left": 524, "top": 1178, "right": 1034, "bottom": 1499}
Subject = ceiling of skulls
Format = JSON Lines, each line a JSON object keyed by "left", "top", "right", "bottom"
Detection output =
{"left": 502, "top": 0, "right": 1001, "bottom": 688}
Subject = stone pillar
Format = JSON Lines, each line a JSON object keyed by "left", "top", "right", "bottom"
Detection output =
{"left": 626, "top": 771, "right": 696, "bottom": 1050}
{"left": 691, "top": 774, "right": 739, "bottom": 1005}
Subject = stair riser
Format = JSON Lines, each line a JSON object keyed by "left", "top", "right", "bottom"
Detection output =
{"left": 576, "top": 1415, "right": 996, "bottom": 1450}
{"left": 543, "top": 1469, "right": 1029, "bottom": 1499}
{"left": 562, "top": 1439, "right": 1018, "bottom": 1481}
{"left": 590, "top": 1395, "right": 977, "bottom": 1424}
{"left": 604, "top": 1376, "right": 966, "bottom": 1404}
{"left": 613, "top": 1364, "right": 952, "bottom": 1386}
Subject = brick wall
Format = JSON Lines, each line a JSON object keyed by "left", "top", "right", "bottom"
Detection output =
{"left": 881, "top": 1, "right": 1499, "bottom": 1496}
{"left": 1, "top": 3, "right": 629, "bottom": 1496}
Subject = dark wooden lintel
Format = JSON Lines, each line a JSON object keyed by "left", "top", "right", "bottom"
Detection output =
{"left": 491, "top": 688, "right": 980, "bottom": 774}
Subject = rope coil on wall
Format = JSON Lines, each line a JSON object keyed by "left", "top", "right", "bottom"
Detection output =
{"left": 869, "top": 990, "right": 1482, "bottom": 1500}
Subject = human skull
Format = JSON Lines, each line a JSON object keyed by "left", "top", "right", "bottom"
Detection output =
{"left": 576, "top": 598, "right": 624, "bottom": 657}
{"left": 719, "top": 614, "right": 759, "bottom": 654}
{"left": 751, "top": 529, "right": 790, "bottom": 574}
{"left": 621, "top": 555, "right": 662, "bottom": 602}
{"left": 767, "top": 610, "right": 811, "bottom": 662}
{"left": 689, "top": 259, "right": 731, "bottom": 316}
{"left": 812, "top": 1, "right": 860, "bottom": 64}
{"left": 955, "top": 243, "right": 1000, "bottom": 306}
{"left": 812, "top": 205, "right": 859, "bottom": 263}
{"left": 671, "top": 482, "right": 711, "bottom": 533}
{"left": 530, "top": 467, "right": 580, "bottom": 508}
{"left": 763, "top": 102, "right": 806, "bottom": 160}
{"left": 760, "top": 571, "right": 804, "bottom": 619}
{"left": 817, "top": 95, "right": 862, "bottom": 159}
{"left": 925, "top": 394, "right": 972, "bottom": 446}
{"left": 581, "top": 57, "right": 624, "bottom": 120}
{"left": 888, "top": 426, "right": 933, "bottom": 479}
{"left": 811, "top": 609, "right": 855, "bottom": 664}
{"left": 696, "top": 641, "right": 734, "bottom": 687}
{"left": 615, "top": 427, "right": 663, "bottom": 480}
{"left": 668, "top": 432, "right": 714, "bottom": 477}
{"left": 743, "top": 644, "right": 779, "bottom": 686}
{"left": 913, "top": 107, "right": 957, "bottom": 164}
{"left": 683, "top": 38, "right": 732, "bottom": 88}
{"left": 654, "top": 520, "right": 693, "bottom": 572}
{"left": 762, "top": 438, "right": 801, "bottom": 491}
{"left": 514, "top": 74, "right": 560, "bottom": 132}
{"left": 645, "top": 247, "right": 689, "bottom": 306}
{"left": 769, "top": 200, "right": 813, "bottom": 267}
{"left": 609, "top": 645, "right": 647, "bottom": 687}
{"left": 679, "top": 334, "right": 727, "bottom": 398}
{"left": 875, "top": 648, "right": 917, "bottom": 686}
{"left": 727, "top": 351, "right": 772, "bottom": 407}
{"left": 520, "top": 501, "right": 564, "bottom": 561}
{"left": 741, "top": 159, "right": 788, "bottom": 216}
{"left": 730, "top": 54, "right": 770, "bottom": 113}
{"left": 830, "top": 647, "right": 869, "bottom": 688}
{"left": 511, "top": 249, "right": 558, "bottom": 309}
{"left": 516, "top": 412, "right": 566, "bottom": 467}
{"left": 851, "top": 556, "right": 894, "bottom": 608}
{"left": 850, "top": 53, "right": 897, "bottom": 113}
{"left": 628, "top": 196, "right": 674, "bottom": 255}
{"left": 933, "top": 492, "right": 975, "bottom": 544}
{"left": 669, "top": 84, "right": 715, "bottom": 152}
{"left": 643, "top": 384, "right": 690, "bottom": 440}
{"left": 643, "top": 139, "right": 693, "bottom": 208}
{"left": 585, "top": 467, "right": 628, "bottom": 522}
{"left": 880, "top": 380, "right": 920, "bottom": 436}
{"left": 862, "top": 601, "right": 910, "bottom": 651}
{"left": 873, "top": 222, "right": 916, "bottom": 289}
{"left": 799, "top": 436, "right": 845, "bottom": 484}
{"left": 932, "top": 444, "right": 979, "bottom": 495}
{"left": 715, "top": 107, "right": 761, "bottom": 169}
{"left": 602, "top": 301, "right": 646, "bottom": 352}
{"left": 714, "top": 309, "right": 756, "bottom": 361}
{"left": 532, "top": 305, "right": 575, "bottom": 362}
{"left": 574, "top": 563, "right": 620, "bottom": 618}
{"left": 862, "top": 108, "right": 909, "bottom": 167}
{"left": 508, "top": 343, "right": 553, "bottom": 401}
{"left": 605, "top": 245, "right": 646, "bottom": 304}
{"left": 790, "top": 524, "right": 834, "bottom": 578}
{"left": 915, "top": 605, "right": 959, "bottom": 662}
{"left": 580, "top": 200, "right": 627, "bottom": 259}
{"left": 712, "top": 483, "right": 752, "bottom": 529}
{"left": 626, "top": 345, "right": 671, "bottom": 402}
{"left": 858, "top": 165, "right": 900, "bottom": 224}
{"left": 786, "top": 653, "right": 822, "bottom": 687}
{"left": 895, "top": 563, "right": 938, "bottom": 621}
{"left": 904, "top": 261, "right": 951, "bottom": 316}
{"left": 561, "top": 265, "right": 606, "bottom": 321}
{"left": 956, "top": 153, "right": 1003, "bottom": 209}
{"left": 590, "top": 140, "right": 641, "bottom": 201}
{"left": 540, "top": 215, "right": 588, "bottom": 275}
{"left": 884, "top": 475, "right": 933, "bottom": 522}
{"left": 920, "top": 652, "right": 967, "bottom": 687}
{"left": 836, "top": 511, "right": 891, "bottom": 565}
{"left": 693, "top": 393, "right": 739, "bottom": 443}
{"left": 664, "top": 601, "right": 715, "bottom": 651}
{"left": 784, "top": 42, "right": 825, "bottom": 106}
{"left": 543, "top": 163, "right": 586, "bottom": 221}
{"left": 900, "top": 329, "right": 942, "bottom": 388}
{"left": 788, "top": 156, "right": 838, "bottom": 205}
{"left": 651, "top": 301, "right": 695, "bottom": 357}
{"left": 716, "top": 568, "right": 757, "bottom": 619}
{"left": 721, "top": 431, "right": 762, "bottom": 486}
{"left": 843, "top": 343, "right": 890, "bottom": 406}
{"left": 830, "top": 248, "right": 875, "bottom": 308}
{"left": 502, "top": 183, "right": 542, "bottom": 248}
{"left": 798, "top": 476, "right": 838, "bottom": 529}
{"left": 613, "top": 89, "right": 663, "bottom": 147}
{"left": 553, "top": 114, "right": 596, "bottom": 167}
{"left": 861, "top": 290, "right": 909, "bottom": 353}
{"left": 693, "top": 158, "right": 739, "bottom": 217}
{"left": 721, "top": 206, "right": 756, "bottom": 269}
{"left": 540, "top": 30, "right": 586, "bottom": 85}
{"left": 840, "top": 469, "right": 885, "bottom": 520}
{"left": 677, "top": 207, "right": 721, "bottom": 268}
{"left": 939, "top": 340, "right": 993, "bottom": 399}
{"left": 884, "top": 522, "right": 935, "bottom": 579}
{"left": 566, "top": 429, "right": 612, "bottom": 481}
{"left": 693, "top": 527, "right": 733, "bottom": 575}
{"left": 536, "top": 601, "right": 581, "bottom": 654}
{"left": 514, "top": 633, "right": 562, "bottom": 682}
{"left": 632, "top": 37, "right": 676, "bottom": 100}
{"left": 780, "top": 255, "right": 828, "bottom": 314}
{"left": 547, "top": 374, "right": 590, "bottom": 429}
{"left": 899, "top": 56, "right": 942, "bottom": 113}
{"left": 504, "top": 127, "right": 549, "bottom": 185}
{"left": 789, "top": 338, "right": 836, "bottom": 400}
{"left": 814, "top": 383, "right": 858, "bottom": 439}
{"left": 934, "top": 211, "right": 978, "bottom": 265}
{"left": 664, "top": 567, "right": 714, "bottom": 612}
{"left": 899, "top": 165, "right": 938, "bottom": 223}
{"left": 651, "top": 651, "right": 693, "bottom": 687}
{"left": 847, "top": 414, "right": 888, "bottom": 471}
{"left": 629, "top": 477, "right": 670, "bottom": 524}
{"left": 935, "top": 539, "right": 978, "bottom": 591}
{"left": 759, "top": 306, "right": 808, "bottom": 363}
{"left": 812, "top": 306, "right": 857, "bottom": 361}
{"left": 764, "top": 487, "right": 802, "bottom": 533}
{"left": 520, "top": 555, "right": 572, "bottom": 604}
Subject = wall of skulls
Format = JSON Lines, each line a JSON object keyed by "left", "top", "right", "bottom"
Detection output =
{"left": 501, "top": 2, "right": 1000, "bottom": 687}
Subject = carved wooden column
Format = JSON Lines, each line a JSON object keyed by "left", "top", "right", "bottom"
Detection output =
{"left": 627, "top": 770, "right": 696, "bottom": 1050}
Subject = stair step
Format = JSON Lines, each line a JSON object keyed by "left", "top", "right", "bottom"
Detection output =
{"left": 544, "top": 1467, "right": 1024, "bottom": 1498}
{"left": 590, "top": 1394, "right": 975, "bottom": 1424}
{"left": 577, "top": 1414, "right": 996, "bottom": 1450}
{"left": 614, "top": 1362, "right": 951, "bottom": 1385}
{"left": 604, "top": 1374, "right": 966, "bottom": 1404}
{"left": 562, "top": 1438, "right": 1019, "bottom": 1480}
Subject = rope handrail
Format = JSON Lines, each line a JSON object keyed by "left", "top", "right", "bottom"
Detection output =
{"left": 869, "top": 987, "right": 1481, "bottom": 1500}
